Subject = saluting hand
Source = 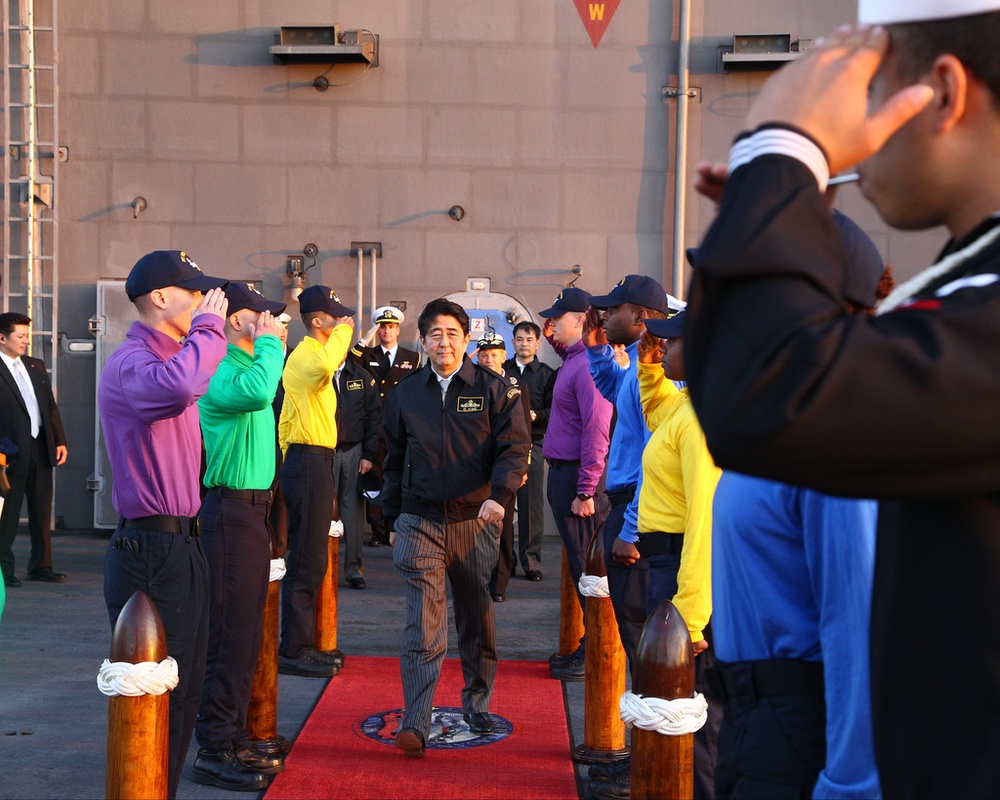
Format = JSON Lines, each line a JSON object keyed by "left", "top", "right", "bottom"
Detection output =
{"left": 192, "top": 287, "right": 229, "bottom": 321}
{"left": 582, "top": 307, "right": 607, "bottom": 348}
{"left": 746, "top": 25, "right": 933, "bottom": 175}
{"left": 637, "top": 331, "right": 661, "bottom": 365}
{"left": 251, "top": 310, "right": 283, "bottom": 340}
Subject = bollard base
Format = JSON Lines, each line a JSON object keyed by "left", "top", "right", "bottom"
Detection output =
{"left": 247, "top": 735, "right": 292, "bottom": 758}
{"left": 571, "top": 743, "right": 630, "bottom": 765}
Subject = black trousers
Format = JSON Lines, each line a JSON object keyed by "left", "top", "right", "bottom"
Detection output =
{"left": 714, "top": 661, "right": 825, "bottom": 799}
{"left": 0, "top": 435, "right": 54, "bottom": 578}
{"left": 104, "top": 519, "right": 209, "bottom": 800}
{"left": 602, "top": 486, "right": 648, "bottom": 671}
{"left": 489, "top": 495, "right": 517, "bottom": 597}
{"left": 516, "top": 442, "right": 545, "bottom": 572}
{"left": 279, "top": 445, "right": 336, "bottom": 658}
{"left": 195, "top": 489, "right": 271, "bottom": 752}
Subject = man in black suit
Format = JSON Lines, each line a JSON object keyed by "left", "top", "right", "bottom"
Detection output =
{"left": 350, "top": 305, "right": 420, "bottom": 546}
{"left": 0, "top": 312, "right": 67, "bottom": 587}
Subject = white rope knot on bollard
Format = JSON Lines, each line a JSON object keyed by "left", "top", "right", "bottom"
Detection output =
{"left": 578, "top": 572, "right": 610, "bottom": 598}
{"left": 328, "top": 520, "right": 344, "bottom": 538}
{"left": 619, "top": 690, "right": 707, "bottom": 735}
{"left": 97, "top": 657, "right": 179, "bottom": 697}
{"left": 269, "top": 557, "right": 286, "bottom": 582}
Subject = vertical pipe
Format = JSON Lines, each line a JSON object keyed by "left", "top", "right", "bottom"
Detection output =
{"left": 368, "top": 246, "right": 377, "bottom": 318}
{"left": 25, "top": 0, "right": 36, "bottom": 353}
{"left": 671, "top": 0, "right": 692, "bottom": 301}
{"left": 355, "top": 248, "right": 364, "bottom": 325}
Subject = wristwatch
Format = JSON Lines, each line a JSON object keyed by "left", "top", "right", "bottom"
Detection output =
{"left": 576, "top": 492, "right": 594, "bottom": 501}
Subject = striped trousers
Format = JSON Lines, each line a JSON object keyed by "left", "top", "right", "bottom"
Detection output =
{"left": 392, "top": 512, "right": 500, "bottom": 737}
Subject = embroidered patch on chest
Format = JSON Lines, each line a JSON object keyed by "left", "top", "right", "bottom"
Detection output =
{"left": 346, "top": 379, "right": 364, "bottom": 391}
{"left": 457, "top": 396, "right": 485, "bottom": 412}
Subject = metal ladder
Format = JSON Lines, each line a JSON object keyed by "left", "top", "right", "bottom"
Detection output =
{"left": 2, "top": 0, "right": 59, "bottom": 373}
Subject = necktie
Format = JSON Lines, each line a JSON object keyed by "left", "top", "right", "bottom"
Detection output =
{"left": 12, "top": 359, "right": 41, "bottom": 438}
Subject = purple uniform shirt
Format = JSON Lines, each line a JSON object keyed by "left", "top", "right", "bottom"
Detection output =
{"left": 542, "top": 339, "right": 612, "bottom": 495}
{"left": 98, "top": 316, "right": 226, "bottom": 519}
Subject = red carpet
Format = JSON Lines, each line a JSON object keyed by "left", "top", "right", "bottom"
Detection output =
{"left": 266, "top": 656, "right": 578, "bottom": 799}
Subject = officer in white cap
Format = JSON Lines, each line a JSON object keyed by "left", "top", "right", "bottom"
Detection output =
{"left": 685, "top": 3, "right": 1000, "bottom": 797}
{"left": 349, "top": 304, "right": 421, "bottom": 546}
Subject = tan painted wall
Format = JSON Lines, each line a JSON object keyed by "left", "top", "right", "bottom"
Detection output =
{"left": 48, "top": 1, "right": 948, "bottom": 526}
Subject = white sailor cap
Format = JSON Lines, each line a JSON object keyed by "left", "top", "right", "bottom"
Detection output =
{"left": 372, "top": 305, "right": 404, "bottom": 326}
{"left": 860, "top": 0, "right": 1000, "bottom": 24}
{"left": 666, "top": 294, "right": 687, "bottom": 312}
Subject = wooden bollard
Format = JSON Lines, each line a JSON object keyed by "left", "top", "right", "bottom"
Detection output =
{"left": 631, "top": 599, "right": 695, "bottom": 800}
{"left": 105, "top": 591, "right": 169, "bottom": 800}
{"left": 246, "top": 565, "right": 290, "bottom": 757}
{"left": 550, "top": 544, "right": 585, "bottom": 665}
{"left": 572, "top": 527, "right": 628, "bottom": 764}
{"left": 313, "top": 525, "right": 340, "bottom": 655}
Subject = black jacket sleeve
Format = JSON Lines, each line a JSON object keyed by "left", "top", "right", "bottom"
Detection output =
{"left": 687, "top": 154, "right": 1000, "bottom": 500}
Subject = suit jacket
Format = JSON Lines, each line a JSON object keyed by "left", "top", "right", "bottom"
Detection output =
{"left": 0, "top": 354, "right": 66, "bottom": 472}
{"left": 350, "top": 343, "right": 421, "bottom": 405}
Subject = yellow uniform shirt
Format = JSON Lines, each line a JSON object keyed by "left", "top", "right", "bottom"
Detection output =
{"left": 278, "top": 325, "right": 354, "bottom": 454}
{"left": 637, "top": 360, "right": 720, "bottom": 642}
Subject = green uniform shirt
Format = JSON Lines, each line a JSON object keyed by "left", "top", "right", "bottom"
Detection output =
{"left": 200, "top": 336, "right": 284, "bottom": 490}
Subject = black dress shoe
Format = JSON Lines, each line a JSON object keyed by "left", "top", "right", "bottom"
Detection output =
{"left": 589, "top": 756, "right": 630, "bottom": 782}
{"left": 232, "top": 746, "right": 285, "bottom": 774}
{"left": 3, "top": 575, "right": 21, "bottom": 588}
{"left": 192, "top": 748, "right": 273, "bottom": 791}
{"left": 26, "top": 568, "right": 66, "bottom": 583}
{"left": 314, "top": 647, "right": 345, "bottom": 668}
{"left": 395, "top": 727, "right": 425, "bottom": 757}
{"left": 586, "top": 778, "right": 631, "bottom": 799}
{"left": 277, "top": 650, "right": 340, "bottom": 678}
{"left": 347, "top": 576, "right": 367, "bottom": 590}
{"left": 550, "top": 651, "right": 585, "bottom": 681}
{"left": 463, "top": 711, "right": 496, "bottom": 734}
{"left": 492, "top": 594, "right": 505, "bottom": 603}
{"left": 525, "top": 569, "right": 543, "bottom": 581}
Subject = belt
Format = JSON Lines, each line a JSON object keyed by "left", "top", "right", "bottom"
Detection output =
{"left": 120, "top": 515, "right": 200, "bottom": 536}
{"left": 545, "top": 458, "right": 580, "bottom": 469}
{"left": 287, "top": 443, "right": 336, "bottom": 457}
{"left": 635, "top": 531, "right": 684, "bottom": 557}
{"left": 714, "top": 658, "right": 825, "bottom": 703}
{"left": 605, "top": 485, "right": 637, "bottom": 507}
{"left": 208, "top": 486, "right": 273, "bottom": 504}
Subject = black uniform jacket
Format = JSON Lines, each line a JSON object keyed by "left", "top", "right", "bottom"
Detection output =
{"left": 686, "top": 152, "right": 1000, "bottom": 799}
{"left": 0, "top": 354, "right": 66, "bottom": 472}
{"left": 502, "top": 355, "right": 555, "bottom": 442}
{"left": 334, "top": 359, "right": 382, "bottom": 462}
{"left": 381, "top": 356, "right": 530, "bottom": 526}
{"left": 350, "top": 343, "right": 421, "bottom": 403}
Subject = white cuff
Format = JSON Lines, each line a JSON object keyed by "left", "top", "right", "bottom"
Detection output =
{"left": 729, "top": 128, "right": 830, "bottom": 192}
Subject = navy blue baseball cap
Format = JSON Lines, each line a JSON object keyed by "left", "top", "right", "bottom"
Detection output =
{"left": 225, "top": 282, "right": 286, "bottom": 315}
{"left": 538, "top": 287, "right": 593, "bottom": 318}
{"left": 645, "top": 309, "right": 686, "bottom": 339}
{"left": 589, "top": 274, "right": 669, "bottom": 313}
{"left": 298, "top": 285, "right": 355, "bottom": 317}
{"left": 126, "top": 250, "right": 228, "bottom": 301}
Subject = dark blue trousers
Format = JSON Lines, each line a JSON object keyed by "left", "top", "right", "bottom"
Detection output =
{"left": 545, "top": 458, "right": 608, "bottom": 616}
{"left": 602, "top": 487, "right": 648, "bottom": 671}
{"left": 195, "top": 489, "right": 271, "bottom": 752}
{"left": 104, "top": 520, "right": 209, "bottom": 800}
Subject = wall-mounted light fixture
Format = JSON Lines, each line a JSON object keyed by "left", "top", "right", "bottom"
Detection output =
{"left": 131, "top": 197, "right": 147, "bottom": 219}
{"left": 286, "top": 243, "right": 320, "bottom": 301}
{"left": 449, "top": 205, "right": 465, "bottom": 222}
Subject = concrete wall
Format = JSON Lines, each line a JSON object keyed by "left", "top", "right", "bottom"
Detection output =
{"left": 46, "top": 0, "right": 947, "bottom": 527}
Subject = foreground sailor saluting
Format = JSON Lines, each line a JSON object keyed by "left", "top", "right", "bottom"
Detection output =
{"left": 685, "top": 2, "right": 1000, "bottom": 797}
{"left": 381, "top": 298, "right": 530, "bottom": 757}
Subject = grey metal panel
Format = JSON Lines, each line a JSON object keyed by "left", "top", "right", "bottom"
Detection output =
{"left": 91, "top": 279, "right": 129, "bottom": 529}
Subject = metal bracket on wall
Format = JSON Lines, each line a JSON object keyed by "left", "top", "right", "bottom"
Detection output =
{"left": 350, "top": 241, "right": 382, "bottom": 257}
{"left": 662, "top": 86, "right": 701, "bottom": 103}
